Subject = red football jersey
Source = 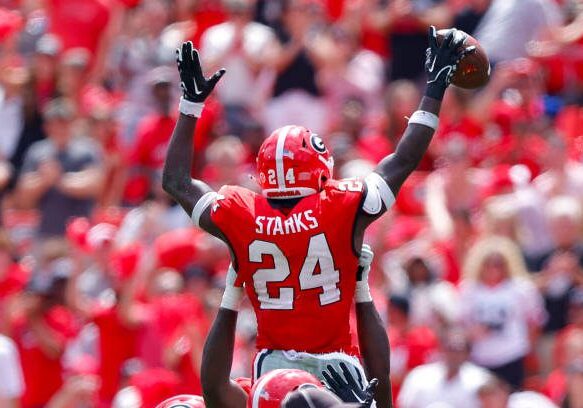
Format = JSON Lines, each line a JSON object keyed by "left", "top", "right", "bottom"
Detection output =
{"left": 210, "top": 179, "right": 366, "bottom": 354}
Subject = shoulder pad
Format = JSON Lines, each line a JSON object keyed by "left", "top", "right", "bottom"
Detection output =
{"left": 362, "top": 173, "right": 395, "bottom": 215}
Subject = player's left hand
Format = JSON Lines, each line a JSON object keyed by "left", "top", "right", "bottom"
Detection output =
{"left": 176, "top": 41, "right": 225, "bottom": 103}
{"left": 322, "top": 363, "right": 378, "bottom": 407}
{"left": 355, "top": 244, "right": 373, "bottom": 303}
{"left": 358, "top": 244, "right": 374, "bottom": 273}
{"left": 425, "top": 26, "right": 475, "bottom": 100}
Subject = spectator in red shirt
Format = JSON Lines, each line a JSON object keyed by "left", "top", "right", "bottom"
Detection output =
{"left": 544, "top": 327, "right": 583, "bottom": 404}
{"left": 125, "top": 67, "right": 178, "bottom": 204}
{"left": 551, "top": 289, "right": 583, "bottom": 370}
{"left": 382, "top": 80, "right": 421, "bottom": 157}
{"left": 91, "top": 304, "right": 141, "bottom": 405}
{"left": 534, "top": 136, "right": 583, "bottom": 202}
{"left": 31, "top": 34, "right": 61, "bottom": 109}
{"left": 432, "top": 88, "right": 485, "bottom": 164}
{"left": 66, "top": 228, "right": 144, "bottom": 405}
{"left": 425, "top": 137, "right": 485, "bottom": 241}
{"left": 112, "top": 366, "right": 182, "bottom": 408}
{"left": 45, "top": 0, "right": 123, "bottom": 79}
{"left": 10, "top": 242, "right": 80, "bottom": 408}
{"left": 387, "top": 294, "right": 438, "bottom": 401}
{"left": 45, "top": 374, "right": 100, "bottom": 408}
{"left": 121, "top": 231, "right": 211, "bottom": 393}
{"left": 86, "top": 103, "right": 126, "bottom": 207}
{"left": 187, "top": 0, "right": 227, "bottom": 47}
{"left": 56, "top": 48, "right": 97, "bottom": 113}
{"left": 0, "top": 230, "right": 30, "bottom": 333}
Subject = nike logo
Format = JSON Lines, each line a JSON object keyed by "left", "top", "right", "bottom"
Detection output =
{"left": 428, "top": 55, "right": 437, "bottom": 73}
{"left": 193, "top": 79, "right": 203, "bottom": 95}
{"left": 427, "top": 65, "right": 452, "bottom": 84}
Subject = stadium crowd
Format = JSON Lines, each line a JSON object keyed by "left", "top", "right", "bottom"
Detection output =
{"left": 1, "top": 0, "right": 583, "bottom": 406}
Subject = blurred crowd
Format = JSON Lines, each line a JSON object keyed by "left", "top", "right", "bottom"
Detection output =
{"left": 1, "top": 0, "right": 583, "bottom": 407}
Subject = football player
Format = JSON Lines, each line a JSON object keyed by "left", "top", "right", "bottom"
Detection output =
{"left": 155, "top": 366, "right": 376, "bottom": 408}
{"left": 198, "top": 246, "right": 380, "bottom": 408}
{"left": 163, "top": 26, "right": 473, "bottom": 408}
{"left": 156, "top": 394, "right": 206, "bottom": 408}
{"left": 251, "top": 366, "right": 377, "bottom": 408}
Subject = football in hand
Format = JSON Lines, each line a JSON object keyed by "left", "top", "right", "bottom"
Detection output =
{"left": 436, "top": 29, "right": 490, "bottom": 89}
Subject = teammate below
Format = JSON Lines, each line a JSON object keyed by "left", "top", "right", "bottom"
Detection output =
{"left": 162, "top": 26, "right": 474, "bottom": 408}
{"left": 156, "top": 365, "right": 378, "bottom": 408}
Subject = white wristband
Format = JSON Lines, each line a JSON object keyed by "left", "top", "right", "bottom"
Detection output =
{"left": 221, "top": 285, "right": 244, "bottom": 311}
{"left": 179, "top": 97, "right": 205, "bottom": 118}
{"left": 220, "top": 265, "right": 244, "bottom": 311}
{"left": 355, "top": 281, "right": 372, "bottom": 303}
{"left": 408, "top": 110, "right": 439, "bottom": 130}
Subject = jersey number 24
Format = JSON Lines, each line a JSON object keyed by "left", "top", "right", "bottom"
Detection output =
{"left": 249, "top": 233, "right": 340, "bottom": 310}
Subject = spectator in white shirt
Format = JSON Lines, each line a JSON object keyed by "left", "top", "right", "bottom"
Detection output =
{"left": 398, "top": 329, "right": 492, "bottom": 408}
{"left": 460, "top": 236, "right": 546, "bottom": 389}
{"left": 200, "top": 0, "right": 275, "bottom": 135}
{"left": 475, "top": 0, "right": 562, "bottom": 63}
{"left": 387, "top": 246, "right": 461, "bottom": 329}
{"left": 0, "top": 334, "right": 25, "bottom": 408}
{"left": 478, "top": 376, "right": 557, "bottom": 408}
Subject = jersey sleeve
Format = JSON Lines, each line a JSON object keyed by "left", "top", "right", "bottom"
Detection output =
{"left": 331, "top": 174, "right": 396, "bottom": 216}
{"left": 190, "top": 185, "right": 252, "bottom": 229}
{"left": 190, "top": 186, "right": 253, "bottom": 288}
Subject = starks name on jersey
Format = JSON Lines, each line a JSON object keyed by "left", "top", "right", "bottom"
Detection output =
{"left": 255, "top": 210, "right": 319, "bottom": 236}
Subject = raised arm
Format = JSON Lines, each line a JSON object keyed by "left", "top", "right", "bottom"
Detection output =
{"left": 200, "top": 265, "right": 247, "bottom": 408}
{"left": 162, "top": 41, "right": 225, "bottom": 228}
{"left": 354, "top": 245, "right": 393, "bottom": 408}
{"left": 377, "top": 27, "right": 474, "bottom": 196}
{"left": 352, "top": 28, "right": 475, "bottom": 244}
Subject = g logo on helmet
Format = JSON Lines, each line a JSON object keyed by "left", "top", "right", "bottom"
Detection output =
{"left": 310, "top": 134, "right": 327, "bottom": 154}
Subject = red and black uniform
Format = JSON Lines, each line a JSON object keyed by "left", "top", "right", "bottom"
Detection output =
{"left": 209, "top": 180, "right": 367, "bottom": 354}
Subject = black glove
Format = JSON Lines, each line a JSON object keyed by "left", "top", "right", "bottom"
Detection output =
{"left": 176, "top": 41, "right": 225, "bottom": 103}
{"left": 424, "top": 26, "right": 476, "bottom": 100}
{"left": 322, "top": 363, "right": 378, "bottom": 407}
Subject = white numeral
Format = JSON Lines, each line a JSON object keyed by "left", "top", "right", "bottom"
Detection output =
{"left": 267, "top": 169, "right": 277, "bottom": 185}
{"left": 249, "top": 234, "right": 340, "bottom": 310}
{"left": 285, "top": 168, "right": 295, "bottom": 185}
{"left": 338, "top": 179, "right": 363, "bottom": 192}
{"left": 249, "top": 240, "right": 293, "bottom": 309}
{"left": 299, "top": 233, "right": 340, "bottom": 305}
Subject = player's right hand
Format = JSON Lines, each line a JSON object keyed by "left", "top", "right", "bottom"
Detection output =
{"left": 176, "top": 41, "right": 225, "bottom": 103}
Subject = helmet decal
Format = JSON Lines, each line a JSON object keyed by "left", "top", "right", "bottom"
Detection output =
{"left": 310, "top": 134, "right": 327, "bottom": 154}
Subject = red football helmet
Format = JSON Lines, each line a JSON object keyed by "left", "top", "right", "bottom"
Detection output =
{"left": 155, "top": 394, "right": 205, "bottom": 408}
{"left": 247, "top": 369, "right": 323, "bottom": 408}
{"left": 257, "top": 125, "right": 334, "bottom": 199}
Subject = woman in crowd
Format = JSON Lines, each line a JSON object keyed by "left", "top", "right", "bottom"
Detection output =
{"left": 460, "top": 236, "right": 546, "bottom": 389}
